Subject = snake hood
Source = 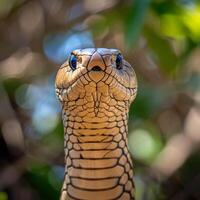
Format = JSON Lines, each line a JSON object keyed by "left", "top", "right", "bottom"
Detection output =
{"left": 55, "top": 48, "right": 137, "bottom": 109}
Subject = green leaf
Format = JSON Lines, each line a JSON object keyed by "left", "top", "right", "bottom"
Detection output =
{"left": 124, "top": 0, "right": 151, "bottom": 48}
{"left": 144, "top": 24, "right": 179, "bottom": 75}
{"left": 25, "top": 164, "right": 60, "bottom": 200}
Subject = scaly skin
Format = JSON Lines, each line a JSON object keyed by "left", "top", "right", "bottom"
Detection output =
{"left": 55, "top": 48, "right": 137, "bottom": 200}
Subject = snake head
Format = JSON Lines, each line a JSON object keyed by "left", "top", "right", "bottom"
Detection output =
{"left": 55, "top": 48, "right": 137, "bottom": 108}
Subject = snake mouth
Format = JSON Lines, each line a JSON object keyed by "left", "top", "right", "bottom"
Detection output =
{"left": 91, "top": 66, "right": 102, "bottom": 71}
{"left": 88, "top": 66, "right": 105, "bottom": 82}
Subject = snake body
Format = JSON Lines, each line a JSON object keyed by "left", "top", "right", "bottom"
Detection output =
{"left": 55, "top": 48, "right": 137, "bottom": 200}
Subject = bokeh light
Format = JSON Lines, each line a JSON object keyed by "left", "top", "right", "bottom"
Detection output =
{"left": 129, "top": 129, "right": 162, "bottom": 162}
{"left": 43, "top": 30, "right": 94, "bottom": 63}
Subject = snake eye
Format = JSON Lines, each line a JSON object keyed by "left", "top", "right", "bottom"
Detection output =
{"left": 69, "top": 54, "right": 77, "bottom": 71}
{"left": 116, "top": 54, "right": 123, "bottom": 70}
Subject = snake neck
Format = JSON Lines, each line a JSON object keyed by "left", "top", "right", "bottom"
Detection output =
{"left": 61, "top": 108, "right": 135, "bottom": 200}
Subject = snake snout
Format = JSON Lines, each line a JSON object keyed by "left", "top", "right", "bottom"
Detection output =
{"left": 91, "top": 66, "right": 102, "bottom": 71}
{"left": 87, "top": 52, "right": 106, "bottom": 71}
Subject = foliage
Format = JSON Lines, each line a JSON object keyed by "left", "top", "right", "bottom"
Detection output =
{"left": 0, "top": 0, "right": 200, "bottom": 199}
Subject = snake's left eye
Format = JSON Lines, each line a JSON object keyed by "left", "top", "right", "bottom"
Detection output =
{"left": 116, "top": 54, "right": 123, "bottom": 70}
{"left": 69, "top": 54, "right": 77, "bottom": 71}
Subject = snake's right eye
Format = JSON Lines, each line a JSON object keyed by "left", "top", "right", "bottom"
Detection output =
{"left": 69, "top": 54, "right": 77, "bottom": 71}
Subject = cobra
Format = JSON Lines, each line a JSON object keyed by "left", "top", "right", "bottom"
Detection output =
{"left": 55, "top": 48, "right": 137, "bottom": 200}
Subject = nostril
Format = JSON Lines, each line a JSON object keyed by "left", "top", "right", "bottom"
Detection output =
{"left": 91, "top": 66, "right": 102, "bottom": 71}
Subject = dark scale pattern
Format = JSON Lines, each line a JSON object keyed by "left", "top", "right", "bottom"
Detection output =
{"left": 55, "top": 48, "right": 137, "bottom": 200}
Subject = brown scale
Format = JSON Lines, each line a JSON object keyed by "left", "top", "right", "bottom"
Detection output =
{"left": 55, "top": 48, "right": 137, "bottom": 200}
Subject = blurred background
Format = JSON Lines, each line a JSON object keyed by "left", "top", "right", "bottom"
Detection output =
{"left": 0, "top": 0, "right": 200, "bottom": 199}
